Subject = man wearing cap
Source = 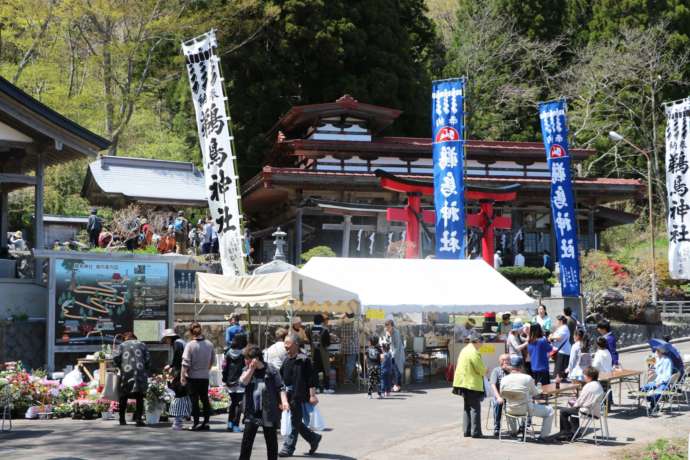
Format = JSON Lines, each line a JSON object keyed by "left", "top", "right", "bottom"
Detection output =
{"left": 489, "top": 354, "right": 511, "bottom": 436}
{"left": 456, "top": 318, "right": 476, "bottom": 343}
{"left": 453, "top": 334, "right": 488, "bottom": 438}
{"left": 87, "top": 208, "right": 102, "bottom": 248}
{"left": 224, "top": 313, "right": 244, "bottom": 349}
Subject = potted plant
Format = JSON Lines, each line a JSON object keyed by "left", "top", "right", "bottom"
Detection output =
{"left": 94, "top": 399, "right": 113, "bottom": 420}
{"left": 144, "top": 375, "right": 170, "bottom": 425}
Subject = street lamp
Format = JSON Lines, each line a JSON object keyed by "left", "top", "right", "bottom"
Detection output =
{"left": 608, "top": 131, "right": 657, "bottom": 304}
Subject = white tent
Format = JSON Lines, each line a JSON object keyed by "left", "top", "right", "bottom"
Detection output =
{"left": 300, "top": 257, "right": 536, "bottom": 314}
{"left": 196, "top": 270, "right": 360, "bottom": 314}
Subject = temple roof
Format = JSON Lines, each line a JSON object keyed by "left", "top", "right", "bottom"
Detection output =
{"left": 269, "top": 95, "right": 402, "bottom": 138}
{"left": 82, "top": 155, "right": 207, "bottom": 208}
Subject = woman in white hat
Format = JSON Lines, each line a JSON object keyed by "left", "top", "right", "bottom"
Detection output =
{"left": 162, "top": 328, "right": 190, "bottom": 430}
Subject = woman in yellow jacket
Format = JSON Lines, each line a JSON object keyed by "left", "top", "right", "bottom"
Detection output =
{"left": 453, "top": 334, "right": 488, "bottom": 438}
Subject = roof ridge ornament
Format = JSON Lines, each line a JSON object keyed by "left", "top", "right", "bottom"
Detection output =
{"left": 336, "top": 94, "right": 358, "bottom": 108}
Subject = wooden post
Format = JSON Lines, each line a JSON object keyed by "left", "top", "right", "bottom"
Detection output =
{"left": 587, "top": 210, "right": 593, "bottom": 249}
{"left": 0, "top": 191, "right": 8, "bottom": 250}
{"left": 341, "top": 215, "right": 352, "bottom": 257}
{"left": 295, "top": 207, "right": 303, "bottom": 265}
{"left": 34, "top": 151, "right": 44, "bottom": 283}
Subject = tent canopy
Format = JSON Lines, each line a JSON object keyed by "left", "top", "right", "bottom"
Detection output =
{"left": 196, "top": 270, "right": 360, "bottom": 314}
{"left": 300, "top": 258, "right": 536, "bottom": 314}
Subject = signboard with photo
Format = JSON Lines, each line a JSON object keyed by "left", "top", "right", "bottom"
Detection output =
{"left": 54, "top": 258, "right": 169, "bottom": 345}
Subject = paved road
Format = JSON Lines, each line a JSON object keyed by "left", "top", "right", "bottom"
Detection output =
{"left": 1, "top": 341, "right": 688, "bottom": 460}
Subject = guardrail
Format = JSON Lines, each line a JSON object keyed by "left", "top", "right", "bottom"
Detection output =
{"left": 658, "top": 300, "right": 690, "bottom": 316}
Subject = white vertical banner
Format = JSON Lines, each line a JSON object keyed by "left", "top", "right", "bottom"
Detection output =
{"left": 665, "top": 97, "right": 690, "bottom": 279}
{"left": 182, "top": 31, "right": 246, "bottom": 276}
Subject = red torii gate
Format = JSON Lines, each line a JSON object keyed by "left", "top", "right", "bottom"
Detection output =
{"left": 375, "top": 170, "right": 520, "bottom": 264}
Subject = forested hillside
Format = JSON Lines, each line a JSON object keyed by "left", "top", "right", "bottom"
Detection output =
{"left": 1, "top": 0, "right": 689, "bottom": 223}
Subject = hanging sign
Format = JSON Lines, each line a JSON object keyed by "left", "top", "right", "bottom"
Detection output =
{"left": 182, "top": 31, "right": 245, "bottom": 276}
{"left": 432, "top": 78, "right": 465, "bottom": 258}
{"left": 538, "top": 99, "right": 581, "bottom": 297}
{"left": 665, "top": 98, "right": 690, "bottom": 279}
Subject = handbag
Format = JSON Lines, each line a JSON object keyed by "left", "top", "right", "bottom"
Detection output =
{"left": 549, "top": 339, "right": 566, "bottom": 360}
{"left": 102, "top": 371, "right": 121, "bottom": 401}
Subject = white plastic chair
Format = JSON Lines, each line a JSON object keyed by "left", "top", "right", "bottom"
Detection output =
{"left": 570, "top": 389, "right": 611, "bottom": 445}
{"left": 499, "top": 390, "right": 535, "bottom": 443}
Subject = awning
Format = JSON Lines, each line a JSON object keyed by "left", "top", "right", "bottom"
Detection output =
{"left": 300, "top": 257, "right": 536, "bottom": 314}
{"left": 196, "top": 270, "right": 360, "bottom": 314}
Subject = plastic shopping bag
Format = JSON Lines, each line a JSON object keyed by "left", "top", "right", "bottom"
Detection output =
{"left": 308, "top": 404, "right": 326, "bottom": 431}
{"left": 62, "top": 368, "right": 83, "bottom": 388}
{"left": 101, "top": 371, "right": 121, "bottom": 401}
{"left": 280, "top": 410, "right": 292, "bottom": 437}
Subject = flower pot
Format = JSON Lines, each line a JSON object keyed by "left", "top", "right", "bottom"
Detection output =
{"left": 101, "top": 411, "right": 114, "bottom": 420}
{"left": 145, "top": 406, "right": 163, "bottom": 425}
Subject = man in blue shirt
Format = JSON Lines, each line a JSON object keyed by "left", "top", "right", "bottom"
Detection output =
{"left": 224, "top": 313, "right": 243, "bottom": 349}
{"left": 596, "top": 321, "right": 619, "bottom": 366}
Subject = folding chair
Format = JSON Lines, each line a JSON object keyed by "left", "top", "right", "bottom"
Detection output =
{"left": 655, "top": 373, "right": 682, "bottom": 414}
{"left": 0, "top": 384, "right": 12, "bottom": 432}
{"left": 671, "top": 370, "right": 688, "bottom": 406}
{"left": 499, "top": 390, "right": 535, "bottom": 443}
{"left": 571, "top": 389, "right": 610, "bottom": 445}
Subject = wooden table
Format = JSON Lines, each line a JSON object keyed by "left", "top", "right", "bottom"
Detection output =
{"left": 539, "top": 382, "right": 581, "bottom": 428}
{"left": 598, "top": 369, "right": 643, "bottom": 407}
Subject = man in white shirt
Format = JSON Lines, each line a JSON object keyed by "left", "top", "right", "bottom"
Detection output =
{"left": 263, "top": 328, "right": 288, "bottom": 370}
{"left": 500, "top": 363, "right": 554, "bottom": 442}
{"left": 494, "top": 250, "right": 503, "bottom": 269}
{"left": 514, "top": 252, "right": 525, "bottom": 267}
{"left": 557, "top": 366, "right": 604, "bottom": 439}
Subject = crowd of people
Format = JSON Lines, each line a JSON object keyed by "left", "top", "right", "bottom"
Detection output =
{"left": 87, "top": 208, "right": 220, "bottom": 255}
{"left": 452, "top": 307, "right": 686, "bottom": 442}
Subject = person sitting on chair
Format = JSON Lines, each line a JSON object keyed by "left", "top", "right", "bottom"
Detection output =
{"left": 639, "top": 344, "right": 674, "bottom": 410}
{"left": 499, "top": 362, "right": 554, "bottom": 443}
{"left": 556, "top": 366, "right": 604, "bottom": 440}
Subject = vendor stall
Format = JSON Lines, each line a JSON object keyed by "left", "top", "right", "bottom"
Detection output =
{"left": 301, "top": 257, "right": 537, "bottom": 375}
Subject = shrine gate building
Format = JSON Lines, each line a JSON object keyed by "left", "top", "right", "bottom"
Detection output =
{"left": 241, "top": 95, "right": 642, "bottom": 266}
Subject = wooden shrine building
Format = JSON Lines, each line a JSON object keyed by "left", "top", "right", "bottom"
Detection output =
{"left": 242, "top": 95, "right": 642, "bottom": 265}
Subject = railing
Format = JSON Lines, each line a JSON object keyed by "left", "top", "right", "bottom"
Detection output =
{"left": 658, "top": 300, "right": 690, "bottom": 317}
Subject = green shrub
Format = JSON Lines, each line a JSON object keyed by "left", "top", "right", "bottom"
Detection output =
{"left": 498, "top": 266, "right": 552, "bottom": 282}
{"left": 301, "top": 245, "right": 336, "bottom": 263}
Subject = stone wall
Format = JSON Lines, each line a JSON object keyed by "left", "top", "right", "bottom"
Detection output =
{"left": 0, "top": 320, "right": 46, "bottom": 370}
{"left": 589, "top": 322, "right": 690, "bottom": 350}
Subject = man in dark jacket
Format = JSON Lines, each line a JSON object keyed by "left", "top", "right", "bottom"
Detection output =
{"left": 308, "top": 314, "right": 331, "bottom": 393}
{"left": 279, "top": 334, "right": 322, "bottom": 457}
{"left": 87, "top": 208, "right": 102, "bottom": 248}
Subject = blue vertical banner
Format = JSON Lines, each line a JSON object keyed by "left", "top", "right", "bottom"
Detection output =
{"left": 538, "top": 99, "right": 581, "bottom": 297}
{"left": 432, "top": 78, "right": 465, "bottom": 258}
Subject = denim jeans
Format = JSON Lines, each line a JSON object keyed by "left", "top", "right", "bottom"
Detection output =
{"left": 281, "top": 399, "right": 319, "bottom": 454}
{"left": 344, "top": 354, "right": 357, "bottom": 382}
{"left": 493, "top": 400, "right": 503, "bottom": 432}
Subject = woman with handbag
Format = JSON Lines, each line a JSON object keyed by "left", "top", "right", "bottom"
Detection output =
{"left": 113, "top": 332, "right": 150, "bottom": 426}
{"left": 238, "top": 344, "right": 289, "bottom": 460}
{"left": 162, "top": 328, "right": 190, "bottom": 431}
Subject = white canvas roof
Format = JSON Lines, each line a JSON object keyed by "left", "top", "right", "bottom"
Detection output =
{"left": 300, "top": 257, "right": 536, "bottom": 314}
{"left": 196, "top": 271, "right": 360, "bottom": 314}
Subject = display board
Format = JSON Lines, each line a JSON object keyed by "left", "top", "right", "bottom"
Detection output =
{"left": 54, "top": 258, "right": 169, "bottom": 345}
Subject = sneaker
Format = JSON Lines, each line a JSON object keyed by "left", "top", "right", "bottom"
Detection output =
{"left": 278, "top": 451, "right": 293, "bottom": 458}
{"left": 309, "top": 434, "right": 322, "bottom": 455}
{"left": 368, "top": 394, "right": 373, "bottom": 399}
{"left": 172, "top": 424, "right": 183, "bottom": 431}
{"left": 325, "top": 389, "right": 335, "bottom": 394}
{"left": 232, "top": 425, "right": 243, "bottom": 433}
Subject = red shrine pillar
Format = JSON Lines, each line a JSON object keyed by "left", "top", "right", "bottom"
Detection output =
{"left": 375, "top": 170, "right": 519, "bottom": 262}
{"left": 376, "top": 171, "right": 434, "bottom": 259}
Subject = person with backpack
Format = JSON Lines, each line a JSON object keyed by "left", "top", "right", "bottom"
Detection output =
{"left": 173, "top": 210, "right": 190, "bottom": 254}
{"left": 224, "top": 333, "right": 248, "bottom": 432}
{"left": 87, "top": 208, "right": 102, "bottom": 248}
{"left": 307, "top": 314, "right": 331, "bottom": 393}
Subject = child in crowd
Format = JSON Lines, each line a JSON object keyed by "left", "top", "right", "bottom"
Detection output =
{"left": 380, "top": 342, "right": 394, "bottom": 397}
{"left": 365, "top": 336, "right": 382, "bottom": 399}
{"left": 223, "top": 333, "right": 248, "bottom": 432}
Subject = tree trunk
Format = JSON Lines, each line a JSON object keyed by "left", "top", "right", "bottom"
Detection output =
{"left": 102, "top": 17, "right": 116, "bottom": 155}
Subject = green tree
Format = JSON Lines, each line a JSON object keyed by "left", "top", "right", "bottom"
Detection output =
{"left": 224, "top": 0, "right": 443, "bottom": 179}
